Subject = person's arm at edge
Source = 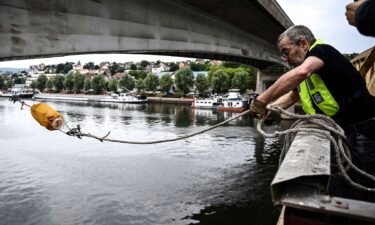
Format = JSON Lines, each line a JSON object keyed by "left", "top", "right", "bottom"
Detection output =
{"left": 257, "top": 56, "right": 324, "bottom": 104}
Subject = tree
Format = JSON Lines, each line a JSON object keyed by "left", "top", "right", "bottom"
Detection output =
{"left": 136, "top": 79, "right": 146, "bottom": 93}
{"left": 211, "top": 69, "right": 230, "bottom": 94}
{"left": 195, "top": 73, "right": 209, "bottom": 95}
{"left": 53, "top": 75, "right": 65, "bottom": 92}
{"left": 169, "top": 62, "right": 179, "bottom": 72}
{"left": 6, "top": 79, "right": 14, "bottom": 88}
{"left": 130, "top": 64, "right": 137, "bottom": 70}
{"left": 73, "top": 72, "right": 86, "bottom": 93}
{"left": 91, "top": 75, "right": 105, "bottom": 94}
{"left": 140, "top": 60, "right": 150, "bottom": 68}
{"left": 46, "top": 79, "right": 53, "bottom": 92}
{"left": 14, "top": 77, "right": 25, "bottom": 84}
{"left": 189, "top": 62, "right": 209, "bottom": 71}
{"left": 108, "top": 79, "right": 118, "bottom": 92}
{"left": 64, "top": 73, "right": 74, "bottom": 92}
{"left": 84, "top": 77, "right": 91, "bottom": 91}
{"left": 159, "top": 73, "right": 173, "bottom": 93}
{"left": 0, "top": 76, "right": 5, "bottom": 89}
{"left": 30, "top": 80, "right": 37, "bottom": 90}
{"left": 175, "top": 68, "right": 194, "bottom": 94}
{"left": 128, "top": 70, "right": 147, "bottom": 80}
{"left": 36, "top": 75, "right": 48, "bottom": 92}
{"left": 144, "top": 73, "right": 159, "bottom": 92}
{"left": 119, "top": 75, "right": 135, "bottom": 91}
{"left": 231, "top": 71, "right": 250, "bottom": 92}
{"left": 83, "top": 62, "right": 95, "bottom": 70}
{"left": 110, "top": 62, "right": 119, "bottom": 75}
{"left": 56, "top": 63, "right": 65, "bottom": 73}
{"left": 63, "top": 62, "right": 73, "bottom": 74}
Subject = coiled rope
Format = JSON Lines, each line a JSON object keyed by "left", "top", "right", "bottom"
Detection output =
{"left": 258, "top": 106, "right": 375, "bottom": 192}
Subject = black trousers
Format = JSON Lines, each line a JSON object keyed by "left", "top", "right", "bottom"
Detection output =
{"left": 346, "top": 116, "right": 375, "bottom": 174}
{"left": 330, "top": 117, "right": 375, "bottom": 202}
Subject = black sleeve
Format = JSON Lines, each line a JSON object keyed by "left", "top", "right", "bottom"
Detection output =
{"left": 355, "top": 0, "right": 375, "bottom": 37}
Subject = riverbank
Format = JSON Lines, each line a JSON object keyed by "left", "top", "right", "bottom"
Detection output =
{"left": 32, "top": 93, "right": 193, "bottom": 105}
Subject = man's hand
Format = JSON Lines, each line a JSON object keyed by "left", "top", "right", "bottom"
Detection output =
{"left": 250, "top": 98, "right": 267, "bottom": 118}
{"left": 346, "top": 0, "right": 367, "bottom": 26}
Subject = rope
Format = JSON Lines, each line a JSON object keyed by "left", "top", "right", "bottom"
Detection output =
{"left": 62, "top": 110, "right": 251, "bottom": 144}
{"left": 257, "top": 106, "right": 375, "bottom": 192}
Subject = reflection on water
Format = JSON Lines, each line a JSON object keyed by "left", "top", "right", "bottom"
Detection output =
{"left": 0, "top": 99, "right": 293, "bottom": 225}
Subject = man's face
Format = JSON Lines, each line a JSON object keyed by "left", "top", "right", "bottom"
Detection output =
{"left": 278, "top": 37, "right": 307, "bottom": 67}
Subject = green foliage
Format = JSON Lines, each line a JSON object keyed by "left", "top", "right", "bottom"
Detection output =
{"left": 91, "top": 75, "right": 105, "bottom": 94}
{"left": 140, "top": 60, "right": 150, "bottom": 68}
{"left": 211, "top": 69, "right": 230, "bottom": 94}
{"left": 232, "top": 71, "right": 250, "bottom": 92}
{"left": 208, "top": 64, "right": 255, "bottom": 89}
{"left": 73, "top": 72, "right": 86, "bottom": 93}
{"left": 159, "top": 73, "right": 173, "bottom": 93}
{"left": 189, "top": 62, "right": 209, "bottom": 71}
{"left": 144, "top": 73, "right": 159, "bottom": 92}
{"left": 64, "top": 73, "right": 74, "bottom": 92}
{"left": 195, "top": 73, "right": 209, "bottom": 95}
{"left": 56, "top": 62, "right": 73, "bottom": 74}
{"left": 6, "top": 79, "right": 14, "bottom": 88}
{"left": 108, "top": 79, "right": 119, "bottom": 92}
{"left": 53, "top": 75, "right": 65, "bottom": 92}
{"left": 128, "top": 70, "right": 147, "bottom": 80}
{"left": 130, "top": 64, "right": 137, "bottom": 70}
{"left": 13, "top": 77, "right": 25, "bottom": 84}
{"left": 136, "top": 79, "right": 146, "bottom": 93}
{"left": 222, "top": 61, "right": 241, "bottom": 68}
{"left": 0, "top": 76, "right": 5, "bottom": 89}
{"left": 84, "top": 78, "right": 91, "bottom": 91}
{"left": 119, "top": 75, "right": 136, "bottom": 91}
{"left": 343, "top": 53, "right": 359, "bottom": 60}
{"left": 30, "top": 80, "right": 37, "bottom": 90}
{"left": 175, "top": 68, "right": 194, "bottom": 94}
{"left": 110, "top": 62, "right": 119, "bottom": 75}
{"left": 83, "top": 62, "right": 95, "bottom": 70}
{"left": 36, "top": 75, "right": 48, "bottom": 92}
{"left": 168, "top": 62, "right": 179, "bottom": 72}
{"left": 46, "top": 79, "right": 53, "bottom": 92}
{"left": 263, "top": 63, "right": 287, "bottom": 73}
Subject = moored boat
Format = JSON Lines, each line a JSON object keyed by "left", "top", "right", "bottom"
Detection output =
{"left": 191, "top": 95, "right": 222, "bottom": 109}
{"left": 33, "top": 92, "right": 148, "bottom": 104}
{"left": 0, "top": 84, "right": 34, "bottom": 98}
{"left": 217, "top": 89, "right": 248, "bottom": 112}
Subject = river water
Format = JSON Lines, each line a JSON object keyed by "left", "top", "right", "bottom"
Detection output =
{"left": 0, "top": 98, "right": 292, "bottom": 225}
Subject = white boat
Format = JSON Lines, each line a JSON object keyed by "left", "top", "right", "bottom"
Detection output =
{"left": 0, "top": 84, "right": 34, "bottom": 98}
{"left": 100, "top": 93, "right": 148, "bottom": 103}
{"left": 33, "top": 92, "right": 148, "bottom": 104}
{"left": 191, "top": 95, "right": 222, "bottom": 109}
{"left": 217, "top": 89, "right": 249, "bottom": 113}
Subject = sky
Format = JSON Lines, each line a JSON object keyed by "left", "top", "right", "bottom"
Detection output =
{"left": 0, "top": 0, "right": 374, "bottom": 69}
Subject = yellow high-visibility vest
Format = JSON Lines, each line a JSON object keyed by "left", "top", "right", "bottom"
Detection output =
{"left": 298, "top": 39, "right": 339, "bottom": 117}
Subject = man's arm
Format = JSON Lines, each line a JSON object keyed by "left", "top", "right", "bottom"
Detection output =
{"left": 269, "top": 90, "right": 299, "bottom": 109}
{"left": 257, "top": 56, "right": 324, "bottom": 104}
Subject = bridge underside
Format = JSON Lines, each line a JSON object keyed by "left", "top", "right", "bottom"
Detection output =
{"left": 0, "top": 0, "right": 292, "bottom": 69}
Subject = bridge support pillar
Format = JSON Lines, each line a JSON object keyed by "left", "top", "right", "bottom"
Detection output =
{"left": 255, "top": 69, "right": 295, "bottom": 118}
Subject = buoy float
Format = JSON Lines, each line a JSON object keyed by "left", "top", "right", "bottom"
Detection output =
{"left": 31, "top": 103, "right": 64, "bottom": 130}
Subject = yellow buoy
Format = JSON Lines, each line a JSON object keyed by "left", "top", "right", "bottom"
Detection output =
{"left": 31, "top": 103, "right": 64, "bottom": 130}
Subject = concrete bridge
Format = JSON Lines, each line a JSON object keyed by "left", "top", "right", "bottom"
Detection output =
{"left": 0, "top": 0, "right": 292, "bottom": 69}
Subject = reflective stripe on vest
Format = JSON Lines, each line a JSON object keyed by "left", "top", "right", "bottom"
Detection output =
{"left": 298, "top": 39, "right": 340, "bottom": 117}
